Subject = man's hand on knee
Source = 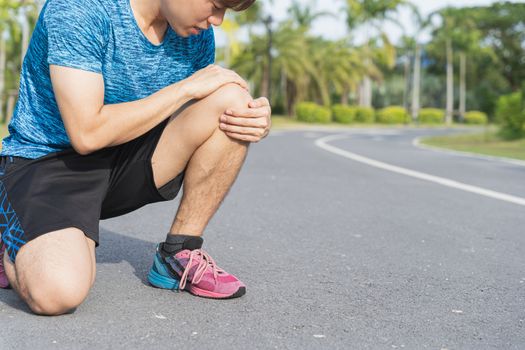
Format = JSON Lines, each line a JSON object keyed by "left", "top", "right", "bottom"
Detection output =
{"left": 219, "top": 97, "right": 272, "bottom": 143}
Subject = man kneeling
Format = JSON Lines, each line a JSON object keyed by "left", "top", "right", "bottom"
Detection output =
{"left": 0, "top": 0, "right": 271, "bottom": 315}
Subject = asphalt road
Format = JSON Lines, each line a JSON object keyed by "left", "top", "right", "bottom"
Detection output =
{"left": 1, "top": 127, "right": 524, "bottom": 350}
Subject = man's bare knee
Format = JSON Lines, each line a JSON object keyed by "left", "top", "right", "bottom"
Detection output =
{"left": 26, "top": 279, "right": 90, "bottom": 316}
{"left": 12, "top": 228, "right": 94, "bottom": 316}
{"left": 210, "top": 83, "right": 253, "bottom": 112}
{"left": 197, "top": 83, "right": 253, "bottom": 140}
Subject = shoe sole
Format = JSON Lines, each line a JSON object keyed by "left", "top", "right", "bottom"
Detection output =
{"left": 186, "top": 285, "right": 246, "bottom": 299}
{"left": 148, "top": 268, "right": 180, "bottom": 290}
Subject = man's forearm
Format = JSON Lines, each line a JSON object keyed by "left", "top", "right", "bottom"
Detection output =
{"left": 86, "top": 82, "right": 191, "bottom": 152}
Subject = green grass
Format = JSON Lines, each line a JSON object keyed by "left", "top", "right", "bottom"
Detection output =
{"left": 420, "top": 130, "right": 525, "bottom": 161}
{"left": 270, "top": 115, "right": 473, "bottom": 130}
{"left": 271, "top": 115, "right": 353, "bottom": 129}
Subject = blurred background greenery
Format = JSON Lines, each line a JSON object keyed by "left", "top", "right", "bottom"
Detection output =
{"left": 1, "top": 0, "right": 524, "bottom": 156}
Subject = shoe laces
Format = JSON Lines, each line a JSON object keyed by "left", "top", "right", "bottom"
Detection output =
{"left": 179, "top": 249, "right": 223, "bottom": 290}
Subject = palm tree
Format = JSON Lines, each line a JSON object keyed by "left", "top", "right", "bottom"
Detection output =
{"left": 345, "top": 0, "right": 408, "bottom": 107}
{"left": 404, "top": 6, "right": 430, "bottom": 122}
{"left": 429, "top": 7, "right": 482, "bottom": 124}
{"left": 230, "top": 22, "right": 306, "bottom": 114}
{"left": 311, "top": 38, "right": 367, "bottom": 106}
{"left": 0, "top": 0, "right": 40, "bottom": 122}
{"left": 287, "top": 0, "right": 335, "bottom": 29}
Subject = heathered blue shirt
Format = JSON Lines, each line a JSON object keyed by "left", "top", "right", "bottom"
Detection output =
{"left": 1, "top": 0, "right": 215, "bottom": 159}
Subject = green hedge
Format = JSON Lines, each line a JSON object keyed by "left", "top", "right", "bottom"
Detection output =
{"left": 332, "top": 105, "right": 357, "bottom": 124}
{"left": 355, "top": 107, "right": 375, "bottom": 123}
{"left": 377, "top": 106, "right": 409, "bottom": 124}
{"left": 496, "top": 92, "right": 525, "bottom": 139}
{"left": 464, "top": 111, "right": 488, "bottom": 124}
{"left": 296, "top": 102, "right": 332, "bottom": 123}
{"left": 418, "top": 108, "right": 444, "bottom": 124}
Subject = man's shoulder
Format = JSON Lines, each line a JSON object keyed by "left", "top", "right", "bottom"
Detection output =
{"left": 43, "top": 0, "right": 110, "bottom": 23}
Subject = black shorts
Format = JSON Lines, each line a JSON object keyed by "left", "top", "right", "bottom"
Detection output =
{"left": 0, "top": 119, "right": 185, "bottom": 262}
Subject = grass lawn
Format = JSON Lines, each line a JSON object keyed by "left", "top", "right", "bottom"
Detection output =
{"left": 271, "top": 115, "right": 354, "bottom": 129}
{"left": 270, "top": 115, "right": 472, "bottom": 130}
{"left": 420, "top": 130, "right": 525, "bottom": 161}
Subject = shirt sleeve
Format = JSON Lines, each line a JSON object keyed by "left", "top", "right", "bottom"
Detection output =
{"left": 44, "top": 0, "right": 110, "bottom": 74}
{"left": 193, "top": 27, "right": 216, "bottom": 71}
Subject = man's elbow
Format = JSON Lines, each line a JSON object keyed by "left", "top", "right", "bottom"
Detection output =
{"left": 70, "top": 133, "right": 100, "bottom": 156}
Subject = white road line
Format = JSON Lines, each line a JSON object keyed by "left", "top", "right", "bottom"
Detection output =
{"left": 413, "top": 136, "right": 525, "bottom": 167}
{"left": 315, "top": 134, "right": 525, "bottom": 207}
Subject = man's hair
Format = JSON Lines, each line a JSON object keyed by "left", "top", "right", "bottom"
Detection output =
{"left": 221, "top": 0, "right": 256, "bottom": 11}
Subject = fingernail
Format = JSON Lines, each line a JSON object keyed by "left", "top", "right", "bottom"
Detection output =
{"left": 220, "top": 116, "right": 226, "bottom": 121}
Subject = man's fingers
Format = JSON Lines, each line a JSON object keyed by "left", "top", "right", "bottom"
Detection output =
{"left": 225, "top": 107, "right": 260, "bottom": 118}
{"left": 220, "top": 114, "right": 269, "bottom": 128}
{"left": 249, "top": 97, "right": 270, "bottom": 108}
{"left": 219, "top": 123, "right": 265, "bottom": 137}
{"left": 226, "top": 105, "right": 271, "bottom": 119}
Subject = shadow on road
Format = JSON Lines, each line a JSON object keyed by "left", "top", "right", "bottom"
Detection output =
{"left": 96, "top": 227, "right": 157, "bottom": 284}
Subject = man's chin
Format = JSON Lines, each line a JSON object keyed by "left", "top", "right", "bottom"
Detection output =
{"left": 169, "top": 25, "right": 192, "bottom": 38}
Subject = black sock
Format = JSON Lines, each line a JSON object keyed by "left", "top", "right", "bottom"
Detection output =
{"left": 161, "top": 233, "right": 203, "bottom": 256}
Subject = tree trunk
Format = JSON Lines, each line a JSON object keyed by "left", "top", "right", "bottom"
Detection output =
{"left": 358, "top": 77, "right": 372, "bottom": 107}
{"left": 261, "top": 63, "right": 269, "bottom": 99}
{"left": 263, "top": 15, "right": 273, "bottom": 102}
{"left": 459, "top": 51, "right": 466, "bottom": 123}
{"left": 21, "top": 16, "right": 30, "bottom": 67}
{"left": 281, "top": 68, "right": 288, "bottom": 115}
{"left": 411, "top": 44, "right": 422, "bottom": 122}
{"left": 403, "top": 55, "right": 410, "bottom": 113}
{"left": 6, "top": 90, "right": 17, "bottom": 125}
{"left": 286, "top": 80, "right": 296, "bottom": 117}
{"left": 341, "top": 85, "right": 349, "bottom": 105}
{"left": 445, "top": 39, "right": 454, "bottom": 126}
{"left": 361, "top": 36, "right": 373, "bottom": 108}
{"left": 0, "top": 36, "right": 6, "bottom": 123}
{"left": 363, "top": 75, "right": 372, "bottom": 107}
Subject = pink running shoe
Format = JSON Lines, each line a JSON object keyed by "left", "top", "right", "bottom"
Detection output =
{"left": 0, "top": 239, "right": 10, "bottom": 289}
{"left": 148, "top": 244, "right": 246, "bottom": 299}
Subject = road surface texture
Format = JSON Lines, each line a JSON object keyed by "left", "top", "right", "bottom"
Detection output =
{"left": 1, "top": 127, "right": 524, "bottom": 349}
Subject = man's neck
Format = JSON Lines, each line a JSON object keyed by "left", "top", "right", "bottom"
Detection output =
{"left": 130, "top": 0, "right": 168, "bottom": 43}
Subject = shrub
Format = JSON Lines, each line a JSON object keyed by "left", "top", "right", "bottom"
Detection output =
{"left": 495, "top": 92, "right": 525, "bottom": 139}
{"left": 332, "top": 105, "right": 357, "bottom": 124}
{"left": 377, "top": 106, "right": 409, "bottom": 124}
{"left": 464, "top": 111, "right": 488, "bottom": 125}
{"left": 296, "top": 102, "right": 332, "bottom": 123}
{"left": 418, "top": 108, "right": 444, "bottom": 124}
{"left": 355, "top": 107, "right": 375, "bottom": 123}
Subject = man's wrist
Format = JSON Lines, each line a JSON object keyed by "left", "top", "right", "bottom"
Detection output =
{"left": 173, "top": 80, "right": 193, "bottom": 103}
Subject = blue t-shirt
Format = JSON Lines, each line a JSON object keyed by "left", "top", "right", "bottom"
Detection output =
{"left": 1, "top": 0, "right": 215, "bottom": 159}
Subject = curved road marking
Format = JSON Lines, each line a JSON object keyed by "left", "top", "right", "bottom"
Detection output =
{"left": 315, "top": 134, "right": 525, "bottom": 207}
{"left": 412, "top": 136, "right": 525, "bottom": 167}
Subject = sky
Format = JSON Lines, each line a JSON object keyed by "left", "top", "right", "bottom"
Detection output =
{"left": 215, "top": 0, "right": 519, "bottom": 46}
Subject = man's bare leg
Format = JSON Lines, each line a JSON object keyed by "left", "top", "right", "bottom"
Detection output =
{"left": 170, "top": 127, "right": 248, "bottom": 235}
{"left": 3, "top": 229, "right": 95, "bottom": 315}
{"left": 151, "top": 83, "right": 252, "bottom": 236}
{"left": 149, "top": 83, "right": 252, "bottom": 297}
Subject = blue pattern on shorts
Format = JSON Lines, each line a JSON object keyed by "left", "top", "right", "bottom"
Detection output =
{"left": 0, "top": 181, "right": 25, "bottom": 262}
